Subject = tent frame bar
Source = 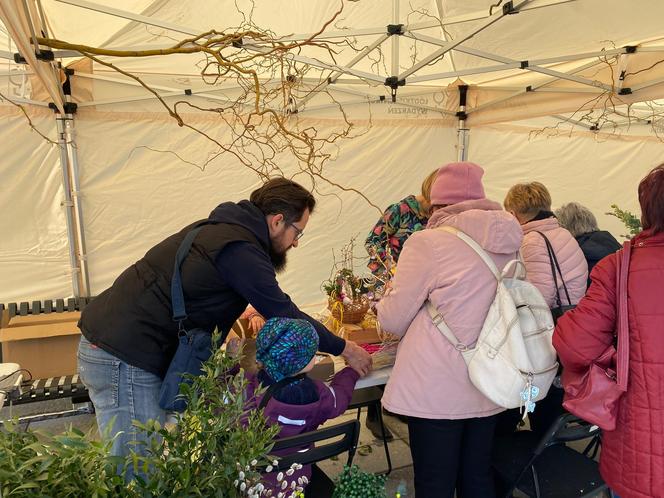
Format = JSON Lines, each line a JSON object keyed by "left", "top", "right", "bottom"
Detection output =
{"left": 73, "top": 72, "right": 253, "bottom": 108}
{"left": 272, "top": 0, "right": 576, "bottom": 42}
{"left": 295, "top": 33, "right": 390, "bottom": 111}
{"left": 404, "top": 31, "right": 616, "bottom": 92}
{"left": 57, "top": 0, "right": 573, "bottom": 43}
{"left": 407, "top": 31, "right": 628, "bottom": 66}
{"left": 467, "top": 59, "right": 607, "bottom": 115}
{"left": 398, "top": 0, "right": 534, "bottom": 81}
{"left": 391, "top": 0, "right": 399, "bottom": 78}
{"left": 552, "top": 114, "right": 598, "bottom": 130}
{"left": 242, "top": 43, "right": 386, "bottom": 84}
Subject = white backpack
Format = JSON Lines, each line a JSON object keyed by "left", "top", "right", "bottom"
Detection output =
{"left": 426, "top": 226, "right": 558, "bottom": 412}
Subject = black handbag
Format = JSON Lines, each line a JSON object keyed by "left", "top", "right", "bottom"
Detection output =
{"left": 158, "top": 224, "right": 214, "bottom": 412}
{"left": 536, "top": 231, "right": 576, "bottom": 323}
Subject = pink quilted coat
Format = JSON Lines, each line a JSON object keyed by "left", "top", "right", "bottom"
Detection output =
{"left": 520, "top": 218, "right": 588, "bottom": 307}
{"left": 376, "top": 199, "right": 523, "bottom": 419}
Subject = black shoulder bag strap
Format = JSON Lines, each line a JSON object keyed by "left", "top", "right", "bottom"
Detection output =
{"left": 171, "top": 221, "right": 217, "bottom": 330}
{"left": 258, "top": 373, "right": 307, "bottom": 409}
{"left": 535, "top": 231, "right": 573, "bottom": 306}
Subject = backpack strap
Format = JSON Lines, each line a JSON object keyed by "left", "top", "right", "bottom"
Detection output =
{"left": 436, "top": 226, "right": 501, "bottom": 280}
{"left": 171, "top": 221, "right": 218, "bottom": 330}
{"left": 258, "top": 373, "right": 307, "bottom": 409}
{"left": 425, "top": 300, "right": 470, "bottom": 352}
{"left": 534, "top": 231, "right": 572, "bottom": 306}
{"left": 616, "top": 241, "right": 631, "bottom": 391}
{"left": 426, "top": 225, "right": 503, "bottom": 353}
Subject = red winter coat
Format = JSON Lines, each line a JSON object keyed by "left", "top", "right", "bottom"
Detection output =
{"left": 553, "top": 230, "right": 664, "bottom": 498}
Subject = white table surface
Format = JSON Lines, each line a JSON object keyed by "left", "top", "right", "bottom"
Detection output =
{"left": 332, "top": 356, "right": 392, "bottom": 389}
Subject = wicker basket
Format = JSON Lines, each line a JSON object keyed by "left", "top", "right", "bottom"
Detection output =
{"left": 328, "top": 296, "right": 370, "bottom": 324}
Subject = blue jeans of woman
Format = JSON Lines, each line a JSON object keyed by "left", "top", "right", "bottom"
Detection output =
{"left": 77, "top": 335, "right": 165, "bottom": 479}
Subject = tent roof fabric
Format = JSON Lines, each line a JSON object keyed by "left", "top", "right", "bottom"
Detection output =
{"left": 3, "top": 0, "right": 664, "bottom": 124}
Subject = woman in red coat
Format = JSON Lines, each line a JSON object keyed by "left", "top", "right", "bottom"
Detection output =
{"left": 553, "top": 164, "right": 664, "bottom": 498}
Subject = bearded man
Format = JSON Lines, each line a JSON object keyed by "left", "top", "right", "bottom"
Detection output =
{"left": 78, "top": 177, "right": 372, "bottom": 460}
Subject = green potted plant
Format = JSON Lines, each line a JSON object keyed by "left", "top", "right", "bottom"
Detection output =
{"left": 331, "top": 465, "right": 387, "bottom": 498}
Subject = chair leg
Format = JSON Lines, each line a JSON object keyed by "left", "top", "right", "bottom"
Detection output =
{"left": 356, "top": 408, "right": 361, "bottom": 421}
{"left": 375, "top": 402, "right": 392, "bottom": 475}
{"left": 531, "top": 466, "right": 541, "bottom": 498}
{"left": 582, "top": 435, "right": 601, "bottom": 459}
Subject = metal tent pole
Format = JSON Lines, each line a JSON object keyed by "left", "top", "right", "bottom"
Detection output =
{"left": 62, "top": 109, "right": 90, "bottom": 297}
{"left": 54, "top": 67, "right": 90, "bottom": 298}
{"left": 56, "top": 114, "right": 82, "bottom": 298}
{"left": 391, "top": 0, "right": 399, "bottom": 78}
{"left": 457, "top": 85, "right": 469, "bottom": 161}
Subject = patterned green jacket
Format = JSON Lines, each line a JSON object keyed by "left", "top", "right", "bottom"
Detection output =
{"left": 365, "top": 195, "right": 429, "bottom": 277}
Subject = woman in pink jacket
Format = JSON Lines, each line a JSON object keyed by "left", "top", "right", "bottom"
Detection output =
{"left": 376, "top": 162, "right": 523, "bottom": 498}
{"left": 501, "top": 182, "right": 588, "bottom": 436}
{"left": 503, "top": 182, "right": 588, "bottom": 309}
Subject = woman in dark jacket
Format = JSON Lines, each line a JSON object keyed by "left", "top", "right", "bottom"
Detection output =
{"left": 556, "top": 202, "right": 621, "bottom": 285}
{"left": 553, "top": 165, "right": 664, "bottom": 498}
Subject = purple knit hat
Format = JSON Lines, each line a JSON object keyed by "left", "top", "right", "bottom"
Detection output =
{"left": 430, "top": 162, "right": 486, "bottom": 205}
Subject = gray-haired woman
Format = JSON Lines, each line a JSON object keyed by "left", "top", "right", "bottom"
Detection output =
{"left": 555, "top": 202, "right": 621, "bottom": 286}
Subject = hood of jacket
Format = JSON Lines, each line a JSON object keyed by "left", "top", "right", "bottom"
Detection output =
{"left": 427, "top": 198, "right": 522, "bottom": 255}
{"left": 208, "top": 200, "right": 271, "bottom": 253}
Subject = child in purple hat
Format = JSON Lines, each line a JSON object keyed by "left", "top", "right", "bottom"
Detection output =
{"left": 246, "top": 317, "right": 363, "bottom": 494}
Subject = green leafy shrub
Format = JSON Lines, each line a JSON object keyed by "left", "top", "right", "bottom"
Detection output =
{"left": 0, "top": 420, "right": 125, "bottom": 497}
{"left": 0, "top": 337, "right": 281, "bottom": 497}
{"left": 129, "top": 343, "right": 279, "bottom": 497}
{"left": 607, "top": 204, "right": 642, "bottom": 239}
{"left": 331, "top": 465, "right": 387, "bottom": 498}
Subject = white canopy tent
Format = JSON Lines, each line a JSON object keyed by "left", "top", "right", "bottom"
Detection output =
{"left": 1, "top": 0, "right": 663, "bottom": 306}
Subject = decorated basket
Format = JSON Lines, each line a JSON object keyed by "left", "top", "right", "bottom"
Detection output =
{"left": 328, "top": 296, "right": 370, "bottom": 324}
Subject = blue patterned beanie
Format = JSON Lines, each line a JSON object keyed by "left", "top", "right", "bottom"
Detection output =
{"left": 256, "top": 317, "right": 319, "bottom": 382}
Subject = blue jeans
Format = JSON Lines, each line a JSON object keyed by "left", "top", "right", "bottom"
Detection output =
{"left": 77, "top": 336, "right": 165, "bottom": 477}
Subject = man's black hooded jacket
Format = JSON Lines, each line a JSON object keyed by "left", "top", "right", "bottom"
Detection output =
{"left": 79, "top": 200, "right": 345, "bottom": 377}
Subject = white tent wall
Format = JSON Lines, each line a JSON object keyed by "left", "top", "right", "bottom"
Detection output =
{"left": 0, "top": 108, "right": 459, "bottom": 305}
{"left": 469, "top": 123, "right": 658, "bottom": 238}
{"left": 0, "top": 109, "right": 71, "bottom": 302}
{"left": 2, "top": 103, "right": 659, "bottom": 306}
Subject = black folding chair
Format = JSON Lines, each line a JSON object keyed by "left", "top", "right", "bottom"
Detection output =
{"left": 492, "top": 412, "right": 608, "bottom": 498}
{"left": 348, "top": 386, "right": 392, "bottom": 474}
{"left": 269, "top": 419, "right": 361, "bottom": 498}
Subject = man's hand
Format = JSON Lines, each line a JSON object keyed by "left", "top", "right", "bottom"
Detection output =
{"left": 247, "top": 314, "right": 266, "bottom": 334}
{"left": 341, "top": 340, "right": 372, "bottom": 377}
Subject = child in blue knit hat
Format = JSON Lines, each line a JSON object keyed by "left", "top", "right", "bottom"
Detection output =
{"left": 249, "top": 317, "right": 363, "bottom": 493}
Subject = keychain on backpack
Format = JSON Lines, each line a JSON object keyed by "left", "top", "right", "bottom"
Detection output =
{"left": 519, "top": 375, "right": 540, "bottom": 419}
